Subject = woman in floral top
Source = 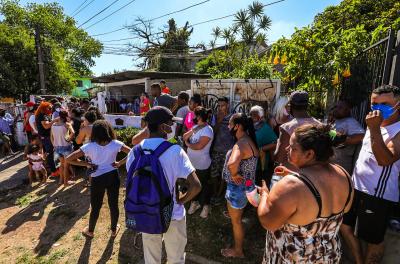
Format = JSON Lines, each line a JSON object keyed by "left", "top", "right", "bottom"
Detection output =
{"left": 258, "top": 124, "right": 353, "bottom": 263}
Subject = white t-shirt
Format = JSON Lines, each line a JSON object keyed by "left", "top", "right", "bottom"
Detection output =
{"left": 176, "top": 106, "right": 190, "bottom": 124}
{"left": 353, "top": 121, "right": 400, "bottom": 202}
{"left": 125, "top": 138, "right": 195, "bottom": 221}
{"left": 29, "top": 114, "right": 38, "bottom": 134}
{"left": 187, "top": 125, "right": 214, "bottom": 170}
{"left": 81, "top": 140, "right": 124, "bottom": 177}
{"left": 333, "top": 117, "right": 365, "bottom": 136}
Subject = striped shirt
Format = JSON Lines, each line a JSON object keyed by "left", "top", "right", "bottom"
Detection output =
{"left": 353, "top": 121, "right": 400, "bottom": 202}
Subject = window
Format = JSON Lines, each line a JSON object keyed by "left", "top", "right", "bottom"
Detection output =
{"left": 76, "top": 80, "right": 83, "bottom": 87}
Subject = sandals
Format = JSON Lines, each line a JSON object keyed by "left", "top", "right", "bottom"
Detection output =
{"left": 221, "top": 248, "right": 245, "bottom": 258}
{"left": 81, "top": 226, "right": 94, "bottom": 238}
{"left": 111, "top": 224, "right": 121, "bottom": 237}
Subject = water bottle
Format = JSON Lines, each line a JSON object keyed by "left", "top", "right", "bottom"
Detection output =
{"left": 245, "top": 180, "right": 260, "bottom": 207}
{"left": 270, "top": 166, "right": 286, "bottom": 189}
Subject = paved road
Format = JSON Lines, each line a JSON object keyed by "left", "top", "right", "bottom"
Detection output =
{"left": 0, "top": 152, "right": 28, "bottom": 192}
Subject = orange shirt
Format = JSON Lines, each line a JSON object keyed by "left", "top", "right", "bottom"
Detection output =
{"left": 162, "top": 86, "right": 171, "bottom": 94}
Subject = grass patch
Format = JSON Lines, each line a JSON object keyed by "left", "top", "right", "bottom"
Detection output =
{"left": 15, "top": 194, "right": 34, "bottom": 207}
{"left": 16, "top": 249, "right": 67, "bottom": 264}
{"left": 72, "top": 233, "right": 82, "bottom": 241}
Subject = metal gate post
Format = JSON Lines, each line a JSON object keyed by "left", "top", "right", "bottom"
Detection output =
{"left": 383, "top": 29, "right": 396, "bottom": 84}
{"left": 389, "top": 30, "right": 400, "bottom": 87}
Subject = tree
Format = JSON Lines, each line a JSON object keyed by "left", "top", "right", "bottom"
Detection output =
{"left": 195, "top": 1, "right": 272, "bottom": 79}
{"left": 127, "top": 18, "right": 195, "bottom": 71}
{"left": 0, "top": 1, "right": 102, "bottom": 98}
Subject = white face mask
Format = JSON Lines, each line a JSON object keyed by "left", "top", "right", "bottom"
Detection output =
{"left": 166, "top": 122, "right": 177, "bottom": 141}
{"left": 55, "top": 108, "right": 61, "bottom": 112}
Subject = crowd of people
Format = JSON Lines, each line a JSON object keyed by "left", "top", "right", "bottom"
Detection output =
{"left": 1, "top": 83, "right": 400, "bottom": 263}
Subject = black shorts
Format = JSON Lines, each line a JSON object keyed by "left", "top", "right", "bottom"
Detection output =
{"left": 343, "top": 190, "right": 396, "bottom": 244}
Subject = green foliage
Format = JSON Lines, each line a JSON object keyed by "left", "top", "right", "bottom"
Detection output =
{"left": 195, "top": 1, "right": 273, "bottom": 79}
{"left": 0, "top": 1, "right": 102, "bottom": 98}
{"left": 15, "top": 194, "right": 34, "bottom": 207}
{"left": 115, "top": 127, "right": 141, "bottom": 147}
{"left": 270, "top": 0, "right": 400, "bottom": 94}
{"left": 16, "top": 249, "right": 67, "bottom": 264}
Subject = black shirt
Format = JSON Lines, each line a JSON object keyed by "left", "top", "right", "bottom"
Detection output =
{"left": 36, "top": 113, "right": 51, "bottom": 137}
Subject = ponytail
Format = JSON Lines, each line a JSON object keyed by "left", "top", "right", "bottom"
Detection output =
{"left": 231, "top": 113, "right": 258, "bottom": 146}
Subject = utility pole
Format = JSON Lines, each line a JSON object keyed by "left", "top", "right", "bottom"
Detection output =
{"left": 34, "top": 27, "right": 46, "bottom": 95}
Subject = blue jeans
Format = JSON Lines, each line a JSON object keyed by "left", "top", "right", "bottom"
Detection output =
{"left": 225, "top": 182, "right": 248, "bottom": 209}
{"left": 54, "top": 145, "right": 73, "bottom": 160}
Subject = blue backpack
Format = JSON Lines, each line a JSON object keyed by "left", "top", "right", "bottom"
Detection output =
{"left": 125, "top": 141, "right": 174, "bottom": 234}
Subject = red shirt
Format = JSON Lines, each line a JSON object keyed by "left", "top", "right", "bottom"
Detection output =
{"left": 140, "top": 98, "right": 150, "bottom": 114}
{"left": 24, "top": 111, "right": 32, "bottom": 132}
{"left": 162, "top": 87, "right": 171, "bottom": 94}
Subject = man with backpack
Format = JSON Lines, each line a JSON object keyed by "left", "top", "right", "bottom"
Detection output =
{"left": 125, "top": 106, "right": 201, "bottom": 264}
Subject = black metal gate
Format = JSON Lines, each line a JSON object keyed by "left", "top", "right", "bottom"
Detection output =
{"left": 341, "top": 29, "right": 400, "bottom": 126}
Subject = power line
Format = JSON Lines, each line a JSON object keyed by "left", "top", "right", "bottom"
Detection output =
{"left": 78, "top": 0, "right": 121, "bottom": 28}
{"left": 85, "top": 0, "right": 137, "bottom": 30}
{"left": 73, "top": 0, "right": 96, "bottom": 17}
{"left": 71, "top": 0, "right": 89, "bottom": 16}
{"left": 98, "top": 0, "right": 286, "bottom": 42}
{"left": 91, "top": 0, "right": 211, "bottom": 37}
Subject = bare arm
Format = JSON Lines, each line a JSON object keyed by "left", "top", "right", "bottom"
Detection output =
{"left": 66, "top": 123, "right": 75, "bottom": 139}
{"left": 261, "top": 142, "right": 277, "bottom": 152}
{"left": 75, "top": 127, "right": 87, "bottom": 145}
{"left": 273, "top": 127, "right": 290, "bottom": 164}
{"left": 257, "top": 177, "right": 298, "bottom": 231}
{"left": 65, "top": 149, "right": 91, "bottom": 167}
{"left": 182, "top": 130, "right": 194, "bottom": 142}
{"left": 50, "top": 126, "right": 54, "bottom": 146}
{"left": 227, "top": 144, "right": 245, "bottom": 185}
{"left": 113, "top": 144, "right": 132, "bottom": 168}
{"left": 370, "top": 128, "right": 400, "bottom": 166}
{"left": 344, "top": 133, "right": 364, "bottom": 145}
{"left": 176, "top": 172, "right": 202, "bottom": 204}
{"left": 185, "top": 136, "right": 211, "bottom": 150}
{"left": 131, "top": 127, "right": 149, "bottom": 146}
{"left": 41, "top": 117, "right": 59, "bottom": 129}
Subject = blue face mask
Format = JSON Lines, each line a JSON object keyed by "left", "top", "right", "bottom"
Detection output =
{"left": 371, "top": 103, "right": 398, "bottom": 120}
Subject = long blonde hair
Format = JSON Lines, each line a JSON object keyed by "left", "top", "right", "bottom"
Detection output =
{"left": 273, "top": 96, "right": 289, "bottom": 124}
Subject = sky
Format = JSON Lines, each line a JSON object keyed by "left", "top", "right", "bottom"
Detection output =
{"left": 16, "top": 0, "right": 342, "bottom": 76}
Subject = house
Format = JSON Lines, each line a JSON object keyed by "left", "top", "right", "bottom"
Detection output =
{"left": 71, "top": 77, "right": 92, "bottom": 98}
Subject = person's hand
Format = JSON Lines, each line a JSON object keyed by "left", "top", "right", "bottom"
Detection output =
{"left": 112, "top": 161, "right": 121, "bottom": 168}
{"left": 366, "top": 110, "right": 383, "bottom": 130}
{"left": 52, "top": 117, "right": 60, "bottom": 123}
{"left": 231, "top": 174, "right": 244, "bottom": 185}
{"left": 274, "top": 165, "right": 293, "bottom": 177}
{"left": 257, "top": 180, "right": 270, "bottom": 197}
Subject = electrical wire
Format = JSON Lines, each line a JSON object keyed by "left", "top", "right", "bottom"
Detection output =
{"left": 73, "top": 0, "right": 96, "bottom": 17}
{"left": 91, "top": 0, "right": 211, "bottom": 37}
{"left": 98, "top": 0, "right": 286, "bottom": 42}
{"left": 78, "top": 0, "right": 121, "bottom": 28}
{"left": 84, "top": 0, "right": 137, "bottom": 30}
{"left": 71, "top": 0, "right": 89, "bottom": 16}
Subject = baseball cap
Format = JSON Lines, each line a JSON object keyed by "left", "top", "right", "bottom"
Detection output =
{"left": 289, "top": 91, "right": 309, "bottom": 106}
{"left": 143, "top": 106, "right": 182, "bottom": 125}
{"left": 26, "top": 102, "right": 35, "bottom": 107}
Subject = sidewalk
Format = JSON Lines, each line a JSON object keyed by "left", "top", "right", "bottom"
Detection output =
{"left": 0, "top": 152, "right": 28, "bottom": 192}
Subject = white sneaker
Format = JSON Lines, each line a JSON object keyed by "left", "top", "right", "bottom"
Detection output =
{"left": 188, "top": 201, "right": 201, "bottom": 215}
{"left": 200, "top": 205, "right": 210, "bottom": 219}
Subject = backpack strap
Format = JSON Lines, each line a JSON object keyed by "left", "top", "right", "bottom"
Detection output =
{"left": 153, "top": 141, "right": 174, "bottom": 158}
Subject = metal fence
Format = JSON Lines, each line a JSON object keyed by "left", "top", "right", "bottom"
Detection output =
{"left": 341, "top": 29, "right": 400, "bottom": 126}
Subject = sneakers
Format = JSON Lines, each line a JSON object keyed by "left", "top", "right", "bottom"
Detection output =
{"left": 188, "top": 201, "right": 201, "bottom": 215}
{"left": 200, "top": 205, "right": 210, "bottom": 219}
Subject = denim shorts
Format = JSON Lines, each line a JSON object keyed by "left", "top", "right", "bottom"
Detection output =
{"left": 54, "top": 145, "right": 73, "bottom": 158}
{"left": 225, "top": 182, "right": 248, "bottom": 209}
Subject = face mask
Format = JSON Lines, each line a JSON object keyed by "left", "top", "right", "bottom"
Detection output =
{"left": 28, "top": 107, "right": 34, "bottom": 111}
{"left": 55, "top": 108, "right": 61, "bottom": 112}
{"left": 229, "top": 126, "right": 237, "bottom": 138}
{"left": 193, "top": 117, "right": 198, "bottom": 125}
{"left": 371, "top": 103, "right": 398, "bottom": 120}
{"left": 282, "top": 108, "right": 289, "bottom": 116}
{"left": 166, "top": 122, "right": 177, "bottom": 141}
